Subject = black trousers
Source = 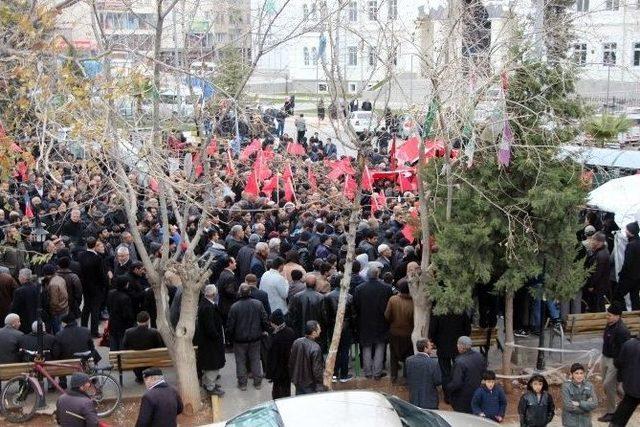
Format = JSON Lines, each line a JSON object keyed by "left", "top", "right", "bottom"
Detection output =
{"left": 81, "top": 293, "right": 102, "bottom": 335}
{"left": 611, "top": 393, "right": 640, "bottom": 426}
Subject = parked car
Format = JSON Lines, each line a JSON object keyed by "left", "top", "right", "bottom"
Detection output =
{"left": 349, "top": 111, "right": 383, "bottom": 135}
{"left": 205, "top": 391, "right": 500, "bottom": 427}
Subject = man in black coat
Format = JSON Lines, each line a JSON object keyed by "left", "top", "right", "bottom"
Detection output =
{"left": 57, "top": 257, "right": 83, "bottom": 318}
{"left": 195, "top": 285, "right": 226, "bottom": 396}
{"left": 446, "top": 336, "right": 486, "bottom": 413}
{"left": 227, "top": 284, "right": 271, "bottom": 390}
{"left": 266, "top": 309, "right": 296, "bottom": 399}
{"left": 617, "top": 222, "right": 640, "bottom": 309}
{"left": 0, "top": 313, "right": 23, "bottom": 363}
{"left": 406, "top": 339, "right": 442, "bottom": 409}
{"left": 135, "top": 368, "right": 183, "bottom": 427}
{"left": 217, "top": 257, "right": 239, "bottom": 328}
{"left": 236, "top": 234, "right": 259, "bottom": 281}
{"left": 612, "top": 336, "right": 640, "bottom": 426}
{"left": 289, "top": 320, "right": 325, "bottom": 395}
{"left": 353, "top": 266, "right": 393, "bottom": 380}
{"left": 10, "top": 268, "right": 40, "bottom": 334}
{"left": 78, "top": 237, "right": 108, "bottom": 337}
{"left": 53, "top": 314, "right": 100, "bottom": 362}
{"left": 428, "top": 309, "right": 471, "bottom": 390}
{"left": 584, "top": 232, "right": 611, "bottom": 313}
{"left": 18, "top": 320, "right": 56, "bottom": 361}
{"left": 324, "top": 273, "right": 355, "bottom": 382}
{"left": 245, "top": 274, "right": 271, "bottom": 315}
{"left": 288, "top": 275, "right": 325, "bottom": 339}
{"left": 123, "top": 311, "right": 164, "bottom": 383}
{"left": 55, "top": 373, "right": 99, "bottom": 427}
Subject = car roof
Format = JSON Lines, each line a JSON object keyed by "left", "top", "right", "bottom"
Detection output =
{"left": 274, "top": 391, "right": 402, "bottom": 427}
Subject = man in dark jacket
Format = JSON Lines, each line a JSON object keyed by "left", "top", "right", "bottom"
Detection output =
{"left": 225, "top": 225, "right": 246, "bottom": 258}
{"left": 10, "top": 268, "right": 40, "bottom": 334}
{"left": 446, "top": 336, "right": 487, "bottom": 413}
{"left": 250, "top": 242, "right": 268, "bottom": 281}
{"left": 236, "top": 234, "right": 259, "bottom": 281}
{"left": 216, "top": 257, "right": 238, "bottom": 328}
{"left": 288, "top": 275, "right": 325, "bottom": 338}
{"left": 584, "top": 232, "right": 610, "bottom": 313}
{"left": 18, "top": 320, "right": 56, "bottom": 361}
{"left": 0, "top": 266, "right": 17, "bottom": 322}
{"left": 357, "top": 229, "right": 378, "bottom": 261}
{"left": 106, "top": 276, "right": 135, "bottom": 351}
{"left": 195, "top": 285, "right": 226, "bottom": 396}
{"left": 617, "top": 221, "right": 640, "bottom": 309}
{"left": 245, "top": 273, "right": 271, "bottom": 315}
{"left": 429, "top": 309, "right": 471, "bottom": 390}
{"left": 353, "top": 266, "right": 393, "bottom": 380}
{"left": 135, "top": 368, "right": 183, "bottom": 427}
{"left": 57, "top": 257, "right": 83, "bottom": 318}
{"left": 406, "top": 339, "right": 442, "bottom": 409}
{"left": 123, "top": 311, "right": 164, "bottom": 383}
{"left": 289, "top": 320, "right": 325, "bottom": 395}
{"left": 227, "top": 284, "right": 270, "bottom": 390}
{"left": 612, "top": 336, "right": 640, "bottom": 426}
{"left": 599, "top": 301, "right": 631, "bottom": 422}
{"left": 324, "top": 274, "right": 354, "bottom": 382}
{"left": 78, "top": 238, "right": 108, "bottom": 337}
{"left": 0, "top": 313, "right": 23, "bottom": 363}
{"left": 266, "top": 309, "right": 296, "bottom": 399}
{"left": 55, "top": 373, "right": 99, "bottom": 427}
{"left": 53, "top": 314, "right": 99, "bottom": 362}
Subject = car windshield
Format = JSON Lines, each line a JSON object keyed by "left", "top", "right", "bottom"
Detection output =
{"left": 385, "top": 395, "right": 450, "bottom": 427}
{"left": 226, "top": 402, "right": 284, "bottom": 427}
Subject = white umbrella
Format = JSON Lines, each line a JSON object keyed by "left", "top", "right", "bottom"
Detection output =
{"left": 587, "top": 174, "right": 640, "bottom": 228}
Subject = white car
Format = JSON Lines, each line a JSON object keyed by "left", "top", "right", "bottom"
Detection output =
{"left": 349, "top": 111, "right": 382, "bottom": 134}
{"left": 205, "top": 390, "right": 500, "bottom": 427}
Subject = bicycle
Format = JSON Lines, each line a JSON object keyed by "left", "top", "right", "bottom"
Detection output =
{"left": 0, "top": 349, "right": 122, "bottom": 423}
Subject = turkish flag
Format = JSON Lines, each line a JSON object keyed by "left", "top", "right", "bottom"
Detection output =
{"left": 149, "top": 177, "right": 159, "bottom": 193}
{"left": 287, "top": 142, "right": 306, "bottom": 156}
{"left": 308, "top": 166, "right": 317, "bottom": 192}
{"left": 244, "top": 172, "right": 259, "bottom": 196}
{"left": 240, "top": 139, "right": 261, "bottom": 161}
{"left": 206, "top": 137, "right": 218, "bottom": 156}
{"left": 25, "top": 202, "right": 34, "bottom": 218}
{"left": 284, "top": 177, "right": 296, "bottom": 202}
{"left": 262, "top": 176, "right": 278, "bottom": 196}
{"left": 193, "top": 153, "right": 204, "bottom": 178}
{"left": 389, "top": 136, "right": 397, "bottom": 170}
{"left": 398, "top": 172, "right": 417, "bottom": 192}
{"left": 343, "top": 175, "right": 358, "bottom": 200}
{"left": 362, "top": 165, "right": 373, "bottom": 191}
{"left": 283, "top": 162, "right": 294, "bottom": 181}
{"left": 225, "top": 150, "right": 236, "bottom": 176}
{"left": 401, "top": 224, "right": 415, "bottom": 242}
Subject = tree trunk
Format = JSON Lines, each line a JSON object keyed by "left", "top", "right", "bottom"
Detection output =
{"left": 323, "top": 155, "right": 363, "bottom": 389}
{"left": 502, "top": 290, "right": 514, "bottom": 394}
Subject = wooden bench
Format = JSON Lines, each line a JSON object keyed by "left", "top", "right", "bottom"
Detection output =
{"left": 470, "top": 327, "right": 500, "bottom": 357}
{"left": 0, "top": 359, "right": 81, "bottom": 381}
{"left": 565, "top": 311, "right": 640, "bottom": 342}
{"left": 108, "top": 347, "right": 197, "bottom": 385}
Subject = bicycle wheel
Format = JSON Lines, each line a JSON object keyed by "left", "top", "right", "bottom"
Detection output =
{"left": 88, "top": 373, "right": 121, "bottom": 417}
{"left": 0, "top": 376, "right": 40, "bottom": 423}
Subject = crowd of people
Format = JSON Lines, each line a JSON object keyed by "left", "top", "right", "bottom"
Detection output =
{"left": 0, "top": 105, "right": 639, "bottom": 427}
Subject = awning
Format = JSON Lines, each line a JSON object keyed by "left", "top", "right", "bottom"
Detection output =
{"left": 587, "top": 174, "right": 640, "bottom": 227}
{"left": 560, "top": 145, "right": 640, "bottom": 170}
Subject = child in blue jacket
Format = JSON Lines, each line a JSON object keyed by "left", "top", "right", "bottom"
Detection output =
{"left": 471, "top": 370, "right": 508, "bottom": 423}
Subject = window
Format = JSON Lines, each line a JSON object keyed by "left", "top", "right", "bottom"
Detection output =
{"left": 368, "top": 0, "right": 377, "bottom": 20}
{"left": 634, "top": 42, "right": 640, "bottom": 66}
{"left": 348, "top": 1, "right": 357, "bottom": 21}
{"left": 388, "top": 0, "right": 397, "bottom": 19}
{"left": 318, "top": 83, "right": 328, "bottom": 92}
{"left": 303, "top": 4, "right": 309, "bottom": 19}
{"left": 226, "top": 402, "right": 284, "bottom": 427}
{"left": 349, "top": 83, "right": 357, "bottom": 92}
{"left": 368, "top": 47, "right": 376, "bottom": 66}
{"left": 347, "top": 46, "right": 358, "bottom": 65}
{"left": 303, "top": 47, "right": 310, "bottom": 65}
{"left": 216, "top": 33, "right": 226, "bottom": 43}
{"left": 605, "top": 0, "right": 619, "bottom": 10}
{"left": 603, "top": 42, "right": 617, "bottom": 65}
{"left": 311, "top": 47, "right": 318, "bottom": 65}
{"left": 575, "top": 0, "right": 589, "bottom": 11}
{"left": 573, "top": 43, "right": 587, "bottom": 66}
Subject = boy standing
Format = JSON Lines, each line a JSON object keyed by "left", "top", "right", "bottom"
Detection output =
{"left": 561, "top": 363, "right": 597, "bottom": 427}
{"left": 518, "top": 374, "right": 555, "bottom": 427}
{"left": 471, "top": 370, "right": 507, "bottom": 422}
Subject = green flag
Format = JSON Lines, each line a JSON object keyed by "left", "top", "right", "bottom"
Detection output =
{"left": 422, "top": 99, "right": 438, "bottom": 139}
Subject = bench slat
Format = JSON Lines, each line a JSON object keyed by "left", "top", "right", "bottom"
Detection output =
{"left": 0, "top": 359, "right": 80, "bottom": 381}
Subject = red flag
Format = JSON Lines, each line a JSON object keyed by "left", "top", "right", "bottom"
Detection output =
{"left": 287, "top": 142, "right": 306, "bottom": 156}
{"left": 225, "top": 150, "right": 236, "bottom": 176}
{"left": 149, "top": 177, "right": 159, "bottom": 193}
{"left": 308, "top": 166, "right": 317, "bottom": 192}
{"left": 244, "top": 172, "right": 259, "bottom": 196}
{"left": 284, "top": 177, "right": 296, "bottom": 202}
{"left": 193, "top": 153, "right": 204, "bottom": 178}
{"left": 389, "top": 136, "right": 397, "bottom": 170}
{"left": 376, "top": 192, "right": 387, "bottom": 210}
{"left": 371, "top": 192, "right": 380, "bottom": 214}
{"left": 206, "top": 137, "right": 218, "bottom": 156}
{"left": 327, "top": 167, "right": 344, "bottom": 181}
{"left": 398, "top": 172, "right": 417, "bottom": 192}
{"left": 362, "top": 165, "right": 373, "bottom": 191}
{"left": 343, "top": 175, "right": 358, "bottom": 200}
{"left": 253, "top": 151, "right": 272, "bottom": 182}
{"left": 261, "top": 176, "right": 278, "bottom": 196}
{"left": 16, "top": 161, "right": 28, "bottom": 182}
{"left": 25, "top": 202, "right": 34, "bottom": 218}
{"left": 401, "top": 224, "right": 415, "bottom": 242}
{"left": 283, "top": 162, "right": 293, "bottom": 181}
{"left": 240, "top": 139, "right": 261, "bottom": 161}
